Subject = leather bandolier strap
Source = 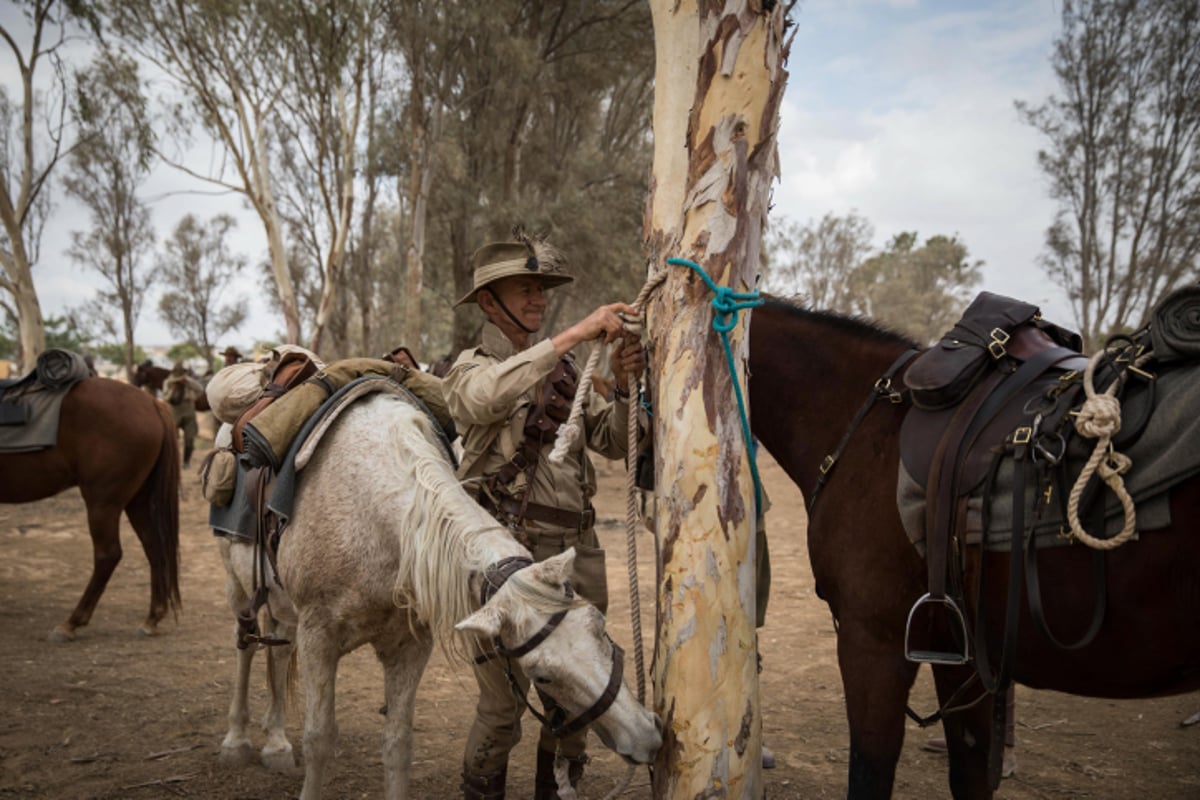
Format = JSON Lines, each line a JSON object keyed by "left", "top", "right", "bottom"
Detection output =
{"left": 481, "top": 356, "right": 582, "bottom": 533}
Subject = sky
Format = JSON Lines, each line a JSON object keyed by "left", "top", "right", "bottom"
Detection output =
{"left": 6, "top": 0, "right": 1072, "bottom": 351}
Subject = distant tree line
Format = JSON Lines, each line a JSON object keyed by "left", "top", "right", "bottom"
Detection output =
{"left": 762, "top": 211, "right": 983, "bottom": 345}
{"left": 2, "top": 0, "right": 654, "bottom": 375}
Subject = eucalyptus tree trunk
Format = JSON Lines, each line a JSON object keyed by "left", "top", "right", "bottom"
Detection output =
{"left": 401, "top": 75, "right": 444, "bottom": 354}
{"left": 644, "top": 2, "right": 788, "bottom": 798}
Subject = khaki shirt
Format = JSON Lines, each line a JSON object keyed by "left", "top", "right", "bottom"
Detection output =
{"left": 164, "top": 374, "right": 204, "bottom": 404}
{"left": 444, "top": 321, "right": 633, "bottom": 528}
{"left": 163, "top": 374, "right": 205, "bottom": 423}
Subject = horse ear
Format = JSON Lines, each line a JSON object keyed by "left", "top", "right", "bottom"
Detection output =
{"left": 455, "top": 603, "right": 504, "bottom": 639}
{"left": 536, "top": 548, "right": 578, "bottom": 589}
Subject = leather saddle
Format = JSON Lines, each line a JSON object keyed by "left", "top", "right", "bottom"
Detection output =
{"left": 897, "top": 292, "right": 1088, "bottom": 665}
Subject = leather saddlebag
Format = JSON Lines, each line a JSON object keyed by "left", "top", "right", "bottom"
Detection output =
{"left": 904, "top": 292, "right": 1042, "bottom": 410}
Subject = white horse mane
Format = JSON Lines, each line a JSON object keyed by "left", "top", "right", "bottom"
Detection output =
{"left": 381, "top": 402, "right": 508, "bottom": 655}
{"left": 369, "top": 398, "right": 587, "bottom": 660}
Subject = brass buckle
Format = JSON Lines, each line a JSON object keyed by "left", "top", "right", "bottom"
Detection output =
{"left": 988, "top": 328, "right": 1010, "bottom": 359}
{"left": 874, "top": 376, "right": 903, "bottom": 404}
{"left": 819, "top": 455, "right": 835, "bottom": 475}
{"left": 1012, "top": 426, "right": 1033, "bottom": 445}
{"left": 1128, "top": 364, "right": 1156, "bottom": 380}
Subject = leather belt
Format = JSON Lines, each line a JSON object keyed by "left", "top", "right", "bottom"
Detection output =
{"left": 493, "top": 496, "right": 595, "bottom": 531}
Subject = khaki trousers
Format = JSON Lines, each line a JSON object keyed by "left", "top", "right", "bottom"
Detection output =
{"left": 463, "top": 525, "right": 609, "bottom": 773}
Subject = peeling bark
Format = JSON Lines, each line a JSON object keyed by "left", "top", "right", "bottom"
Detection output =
{"left": 645, "top": 1, "right": 788, "bottom": 797}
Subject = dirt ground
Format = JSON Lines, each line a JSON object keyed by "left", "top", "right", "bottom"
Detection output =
{"left": 1, "top": 435, "right": 1198, "bottom": 799}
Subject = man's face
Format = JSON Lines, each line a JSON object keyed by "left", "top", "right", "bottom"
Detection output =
{"left": 483, "top": 275, "right": 548, "bottom": 334}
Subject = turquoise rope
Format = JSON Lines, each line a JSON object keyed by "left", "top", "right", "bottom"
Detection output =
{"left": 665, "top": 257, "right": 764, "bottom": 515}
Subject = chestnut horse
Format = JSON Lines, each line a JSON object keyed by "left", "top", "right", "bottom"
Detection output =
{"left": 0, "top": 378, "right": 181, "bottom": 641}
{"left": 748, "top": 297, "right": 1200, "bottom": 799}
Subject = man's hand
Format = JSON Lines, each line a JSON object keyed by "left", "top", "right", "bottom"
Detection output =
{"left": 552, "top": 302, "right": 639, "bottom": 354}
{"left": 610, "top": 337, "right": 646, "bottom": 391}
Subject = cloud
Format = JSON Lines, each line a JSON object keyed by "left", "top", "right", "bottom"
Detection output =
{"left": 772, "top": 0, "right": 1076, "bottom": 325}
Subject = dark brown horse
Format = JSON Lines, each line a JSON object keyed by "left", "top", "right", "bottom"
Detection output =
{"left": 748, "top": 297, "right": 1200, "bottom": 799}
{"left": 132, "top": 361, "right": 210, "bottom": 411}
{"left": 0, "top": 378, "right": 182, "bottom": 641}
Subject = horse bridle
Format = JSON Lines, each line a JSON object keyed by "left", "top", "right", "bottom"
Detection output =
{"left": 474, "top": 556, "right": 626, "bottom": 739}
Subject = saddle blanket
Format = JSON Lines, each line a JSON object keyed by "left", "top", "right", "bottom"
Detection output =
{"left": 898, "top": 359, "right": 1200, "bottom": 554}
{"left": 211, "top": 377, "right": 451, "bottom": 541}
{"left": 0, "top": 350, "right": 94, "bottom": 453}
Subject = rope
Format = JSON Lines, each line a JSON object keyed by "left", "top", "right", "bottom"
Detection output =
{"left": 549, "top": 272, "right": 667, "bottom": 467}
{"left": 551, "top": 269, "right": 666, "bottom": 800}
{"left": 1065, "top": 346, "right": 1152, "bottom": 549}
{"left": 664, "top": 257, "right": 764, "bottom": 515}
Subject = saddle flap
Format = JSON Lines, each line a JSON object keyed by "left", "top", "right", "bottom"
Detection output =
{"left": 0, "top": 399, "right": 30, "bottom": 426}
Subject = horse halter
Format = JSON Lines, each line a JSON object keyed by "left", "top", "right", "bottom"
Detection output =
{"left": 474, "top": 560, "right": 626, "bottom": 740}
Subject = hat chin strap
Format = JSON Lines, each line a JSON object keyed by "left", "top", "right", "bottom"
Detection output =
{"left": 492, "top": 293, "right": 537, "bottom": 335}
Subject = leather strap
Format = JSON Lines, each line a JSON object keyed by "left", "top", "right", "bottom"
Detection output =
{"left": 925, "top": 346, "right": 1078, "bottom": 600}
{"left": 1024, "top": 460, "right": 1107, "bottom": 650}
{"left": 924, "top": 369, "right": 1007, "bottom": 600}
{"left": 491, "top": 496, "right": 596, "bottom": 531}
{"left": 539, "top": 638, "right": 625, "bottom": 739}
{"left": 494, "top": 610, "right": 568, "bottom": 658}
{"left": 480, "top": 556, "right": 534, "bottom": 607}
{"left": 809, "top": 348, "right": 919, "bottom": 511}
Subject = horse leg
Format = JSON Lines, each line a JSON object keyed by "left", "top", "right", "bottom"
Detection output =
{"left": 51, "top": 503, "right": 124, "bottom": 642}
{"left": 838, "top": 624, "right": 918, "bottom": 799}
{"left": 932, "top": 664, "right": 996, "bottom": 799}
{"left": 374, "top": 634, "right": 433, "bottom": 800}
{"left": 219, "top": 540, "right": 258, "bottom": 765}
{"left": 297, "top": 613, "right": 342, "bottom": 800}
{"left": 219, "top": 624, "right": 259, "bottom": 766}
{"left": 124, "top": 498, "right": 171, "bottom": 636}
{"left": 260, "top": 620, "right": 298, "bottom": 772}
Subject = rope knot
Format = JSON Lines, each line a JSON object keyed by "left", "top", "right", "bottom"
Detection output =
{"left": 1074, "top": 393, "right": 1122, "bottom": 439}
{"left": 1099, "top": 450, "right": 1132, "bottom": 479}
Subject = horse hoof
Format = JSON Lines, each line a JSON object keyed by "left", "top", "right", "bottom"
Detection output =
{"left": 261, "top": 748, "right": 297, "bottom": 773}
{"left": 136, "top": 625, "right": 160, "bottom": 638}
{"left": 219, "top": 743, "right": 257, "bottom": 767}
{"left": 47, "top": 626, "right": 76, "bottom": 643}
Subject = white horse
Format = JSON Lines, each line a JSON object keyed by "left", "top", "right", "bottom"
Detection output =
{"left": 217, "top": 391, "right": 661, "bottom": 800}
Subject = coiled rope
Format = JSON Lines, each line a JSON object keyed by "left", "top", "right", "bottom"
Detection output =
{"left": 1065, "top": 344, "right": 1153, "bottom": 549}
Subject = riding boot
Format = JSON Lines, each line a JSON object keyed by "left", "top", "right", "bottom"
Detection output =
{"left": 461, "top": 763, "right": 507, "bottom": 800}
{"left": 534, "top": 748, "right": 587, "bottom": 800}
{"left": 183, "top": 444, "right": 193, "bottom": 469}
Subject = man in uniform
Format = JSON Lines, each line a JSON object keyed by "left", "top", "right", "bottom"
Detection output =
{"left": 163, "top": 361, "right": 205, "bottom": 468}
{"left": 444, "top": 232, "right": 645, "bottom": 800}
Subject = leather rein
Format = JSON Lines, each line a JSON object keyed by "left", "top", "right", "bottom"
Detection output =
{"left": 473, "top": 556, "right": 625, "bottom": 740}
{"left": 809, "top": 349, "right": 920, "bottom": 510}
